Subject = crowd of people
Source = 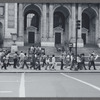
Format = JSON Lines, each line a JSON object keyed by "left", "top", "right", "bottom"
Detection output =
{"left": 0, "top": 45, "right": 99, "bottom": 70}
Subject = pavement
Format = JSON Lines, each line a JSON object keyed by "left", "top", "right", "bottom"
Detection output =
{"left": 0, "top": 73, "right": 100, "bottom": 97}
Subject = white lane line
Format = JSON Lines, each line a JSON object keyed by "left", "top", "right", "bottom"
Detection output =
{"left": 19, "top": 73, "right": 25, "bottom": 97}
{"left": 0, "top": 91, "right": 12, "bottom": 93}
{"left": 61, "top": 73, "right": 100, "bottom": 91}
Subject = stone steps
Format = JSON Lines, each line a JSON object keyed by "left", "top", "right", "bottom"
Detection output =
{"left": 18, "top": 45, "right": 100, "bottom": 57}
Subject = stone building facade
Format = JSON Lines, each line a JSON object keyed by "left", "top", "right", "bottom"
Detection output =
{"left": 0, "top": 3, "right": 100, "bottom": 47}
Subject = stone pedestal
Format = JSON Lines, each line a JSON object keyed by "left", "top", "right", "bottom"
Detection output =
{"left": 41, "top": 42, "right": 54, "bottom": 46}
{"left": 70, "top": 38, "right": 76, "bottom": 47}
{"left": 11, "top": 44, "right": 18, "bottom": 53}
{"left": 97, "top": 38, "right": 100, "bottom": 47}
{"left": 70, "top": 38, "right": 84, "bottom": 47}
{"left": 77, "top": 38, "right": 84, "bottom": 47}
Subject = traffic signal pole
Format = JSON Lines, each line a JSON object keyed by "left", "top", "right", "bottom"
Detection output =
{"left": 76, "top": 20, "right": 80, "bottom": 62}
{"left": 75, "top": 25, "right": 78, "bottom": 62}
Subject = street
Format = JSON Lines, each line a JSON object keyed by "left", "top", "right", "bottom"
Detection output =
{"left": 0, "top": 73, "right": 100, "bottom": 97}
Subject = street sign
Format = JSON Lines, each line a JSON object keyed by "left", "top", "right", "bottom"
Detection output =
{"left": 69, "top": 43, "right": 73, "bottom": 47}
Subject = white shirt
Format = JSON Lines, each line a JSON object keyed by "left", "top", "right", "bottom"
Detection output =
{"left": 52, "top": 57, "right": 55, "bottom": 63}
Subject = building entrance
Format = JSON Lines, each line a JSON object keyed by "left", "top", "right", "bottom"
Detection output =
{"left": 55, "top": 33, "right": 61, "bottom": 45}
{"left": 82, "top": 33, "right": 86, "bottom": 45}
{"left": 28, "top": 32, "right": 35, "bottom": 43}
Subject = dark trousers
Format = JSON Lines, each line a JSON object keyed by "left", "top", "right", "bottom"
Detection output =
{"left": 1, "top": 63, "right": 7, "bottom": 69}
{"left": 22, "top": 61, "right": 29, "bottom": 69}
{"left": 81, "top": 62, "right": 87, "bottom": 70}
{"left": 42, "top": 59, "right": 46, "bottom": 67}
{"left": 77, "top": 62, "right": 81, "bottom": 70}
{"left": 30, "top": 61, "right": 35, "bottom": 69}
{"left": 89, "top": 61, "right": 96, "bottom": 70}
{"left": 70, "top": 60, "right": 74, "bottom": 70}
{"left": 36, "top": 63, "right": 41, "bottom": 70}
{"left": 61, "top": 61, "right": 64, "bottom": 70}
{"left": 14, "top": 59, "right": 17, "bottom": 68}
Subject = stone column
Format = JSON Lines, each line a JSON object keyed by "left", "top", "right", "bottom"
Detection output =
{"left": 19, "top": 3, "right": 24, "bottom": 37}
{"left": 48, "top": 4, "right": 54, "bottom": 46}
{"left": 97, "top": 4, "right": 100, "bottom": 47}
{"left": 49, "top": 4, "right": 53, "bottom": 39}
{"left": 41, "top": 4, "right": 47, "bottom": 46}
{"left": 42, "top": 4, "right": 47, "bottom": 38}
{"left": 41, "top": 4, "right": 54, "bottom": 46}
{"left": 77, "top": 4, "right": 83, "bottom": 47}
{"left": 16, "top": 3, "right": 24, "bottom": 46}
{"left": 4, "top": 3, "right": 18, "bottom": 47}
{"left": 70, "top": 4, "right": 76, "bottom": 47}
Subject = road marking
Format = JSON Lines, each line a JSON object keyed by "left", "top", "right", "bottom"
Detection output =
{"left": 61, "top": 73, "right": 100, "bottom": 91}
{"left": 0, "top": 91, "right": 12, "bottom": 93}
{"left": 19, "top": 73, "right": 25, "bottom": 97}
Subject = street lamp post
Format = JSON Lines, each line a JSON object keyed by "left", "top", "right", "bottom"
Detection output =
{"left": 10, "top": 33, "right": 18, "bottom": 53}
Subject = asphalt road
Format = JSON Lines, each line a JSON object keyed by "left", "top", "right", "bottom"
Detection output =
{"left": 0, "top": 73, "right": 100, "bottom": 97}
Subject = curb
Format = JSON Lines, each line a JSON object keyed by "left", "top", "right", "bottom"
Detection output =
{"left": 0, "top": 70, "right": 100, "bottom": 73}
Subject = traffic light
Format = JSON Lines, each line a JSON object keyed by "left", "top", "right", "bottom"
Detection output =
{"left": 76, "top": 20, "right": 81, "bottom": 29}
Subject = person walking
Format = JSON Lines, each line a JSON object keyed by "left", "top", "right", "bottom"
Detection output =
{"left": 42, "top": 53, "right": 46, "bottom": 68}
{"left": 21, "top": 53, "right": 29, "bottom": 69}
{"left": 70, "top": 53, "right": 75, "bottom": 70}
{"left": 6, "top": 51, "right": 11, "bottom": 67}
{"left": 81, "top": 53, "right": 87, "bottom": 70}
{"left": 65, "top": 53, "right": 71, "bottom": 68}
{"left": 77, "top": 54, "right": 82, "bottom": 70}
{"left": 35, "top": 54, "right": 41, "bottom": 70}
{"left": 19, "top": 51, "right": 25, "bottom": 68}
{"left": 51, "top": 55, "right": 56, "bottom": 70}
{"left": 88, "top": 54, "right": 96, "bottom": 70}
{"left": 13, "top": 52, "right": 18, "bottom": 68}
{"left": 1, "top": 55, "right": 7, "bottom": 70}
{"left": 45, "top": 55, "right": 50, "bottom": 70}
{"left": 30, "top": 53, "right": 36, "bottom": 69}
{"left": 60, "top": 54, "right": 65, "bottom": 70}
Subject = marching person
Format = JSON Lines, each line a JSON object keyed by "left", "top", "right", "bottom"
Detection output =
{"left": 42, "top": 53, "right": 46, "bottom": 67}
{"left": 35, "top": 54, "right": 41, "bottom": 70}
{"left": 45, "top": 55, "right": 50, "bottom": 70}
{"left": 21, "top": 53, "right": 29, "bottom": 69}
{"left": 1, "top": 55, "right": 8, "bottom": 70}
{"left": 6, "top": 51, "right": 11, "bottom": 67}
{"left": 30, "top": 53, "right": 36, "bottom": 69}
{"left": 51, "top": 54, "right": 56, "bottom": 70}
{"left": 81, "top": 53, "right": 87, "bottom": 70}
{"left": 19, "top": 51, "right": 25, "bottom": 68}
{"left": 70, "top": 53, "right": 75, "bottom": 70}
{"left": 77, "top": 54, "right": 82, "bottom": 70}
{"left": 65, "top": 53, "right": 71, "bottom": 68}
{"left": 13, "top": 52, "right": 18, "bottom": 68}
{"left": 60, "top": 54, "right": 65, "bottom": 70}
{"left": 88, "top": 53, "right": 96, "bottom": 70}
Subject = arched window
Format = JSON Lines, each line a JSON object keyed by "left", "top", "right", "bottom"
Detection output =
{"left": 27, "top": 13, "right": 34, "bottom": 27}
{"left": 54, "top": 12, "right": 65, "bottom": 29}
{"left": 24, "top": 11, "right": 39, "bottom": 30}
{"left": 82, "top": 13, "right": 90, "bottom": 30}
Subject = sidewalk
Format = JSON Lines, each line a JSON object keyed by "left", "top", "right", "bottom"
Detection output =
{"left": 0, "top": 65, "right": 100, "bottom": 73}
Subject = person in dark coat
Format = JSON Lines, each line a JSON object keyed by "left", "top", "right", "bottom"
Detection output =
{"left": 1, "top": 56, "right": 7, "bottom": 70}
{"left": 60, "top": 54, "right": 65, "bottom": 70}
{"left": 13, "top": 52, "right": 18, "bottom": 68}
{"left": 88, "top": 54, "right": 96, "bottom": 70}
{"left": 30, "top": 53, "right": 36, "bottom": 69}
{"left": 81, "top": 53, "right": 87, "bottom": 70}
{"left": 21, "top": 53, "right": 29, "bottom": 69}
